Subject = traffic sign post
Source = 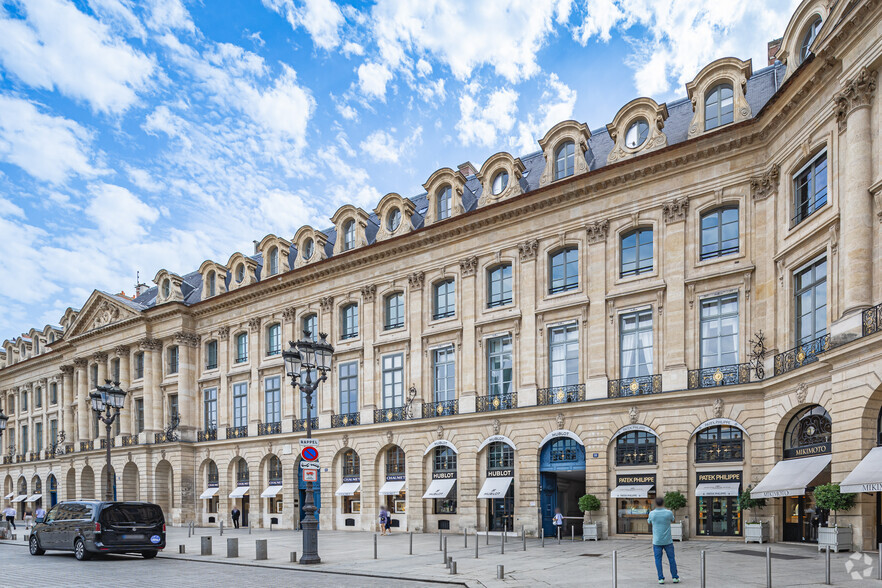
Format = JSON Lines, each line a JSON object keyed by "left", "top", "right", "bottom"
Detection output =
{"left": 302, "top": 469, "right": 318, "bottom": 483}
{"left": 299, "top": 439, "right": 319, "bottom": 446}
{"left": 301, "top": 446, "right": 319, "bottom": 461}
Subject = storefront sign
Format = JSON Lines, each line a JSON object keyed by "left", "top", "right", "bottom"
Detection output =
{"left": 613, "top": 424, "right": 658, "bottom": 438}
{"left": 342, "top": 476, "right": 360, "bottom": 483}
{"left": 432, "top": 471, "right": 457, "bottom": 480}
{"left": 423, "top": 439, "right": 459, "bottom": 455}
{"left": 540, "top": 429, "right": 584, "bottom": 447}
{"left": 690, "top": 418, "right": 748, "bottom": 438}
{"left": 696, "top": 471, "right": 742, "bottom": 484}
{"left": 783, "top": 441, "right": 831, "bottom": 459}
{"left": 386, "top": 474, "right": 405, "bottom": 482}
{"left": 478, "top": 435, "right": 517, "bottom": 451}
{"left": 616, "top": 474, "right": 656, "bottom": 486}
{"left": 487, "top": 469, "right": 514, "bottom": 478}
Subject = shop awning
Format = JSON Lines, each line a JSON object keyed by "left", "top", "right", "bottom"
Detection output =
{"left": 260, "top": 485, "right": 283, "bottom": 498}
{"left": 335, "top": 482, "right": 361, "bottom": 496}
{"left": 25, "top": 494, "right": 42, "bottom": 503}
{"left": 477, "top": 477, "right": 513, "bottom": 499}
{"left": 12, "top": 494, "right": 28, "bottom": 503}
{"left": 840, "top": 447, "right": 882, "bottom": 493}
{"left": 610, "top": 485, "right": 655, "bottom": 498}
{"left": 199, "top": 487, "right": 219, "bottom": 500}
{"left": 423, "top": 478, "right": 456, "bottom": 499}
{"left": 228, "top": 486, "right": 249, "bottom": 499}
{"left": 695, "top": 483, "right": 740, "bottom": 497}
{"left": 750, "top": 455, "right": 831, "bottom": 499}
{"left": 4, "top": 492, "right": 13, "bottom": 500}
{"left": 379, "top": 480, "right": 406, "bottom": 495}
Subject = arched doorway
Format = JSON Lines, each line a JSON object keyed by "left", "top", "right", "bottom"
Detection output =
{"left": 334, "top": 449, "right": 360, "bottom": 530}
{"left": 155, "top": 460, "right": 174, "bottom": 520}
{"left": 478, "top": 441, "right": 515, "bottom": 533}
{"left": 609, "top": 426, "right": 658, "bottom": 535}
{"left": 47, "top": 475, "right": 58, "bottom": 507}
{"left": 122, "top": 462, "right": 139, "bottom": 501}
{"left": 15, "top": 477, "right": 27, "bottom": 518}
{"left": 692, "top": 422, "right": 745, "bottom": 537}
{"left": 261, "top": 455, "right": 284, "bottom": 527}
{"left": 65, "top": 469, "right": 76, "bottom": 501}
{"left": 379, "top": 446, "right": 407, "bottom": 529}
{"left": 423, "top": 443, "right": 457, "bottom": 531}
{"left": 781, "top": 405, "right": 832, "bottom": 543}
{"left": 539, "top": 433, "right": 586, "bottom": 538}
{"left": 80, "top": 466, "right": 95, "bottom": 499}
{"left": 229, "top": 458, "right": 250, "bottom": 527}
{"left": 198, "top": 460, "right": 219, "bottom": 523}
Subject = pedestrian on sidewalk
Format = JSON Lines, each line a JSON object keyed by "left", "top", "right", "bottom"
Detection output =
{"left": 378, "top": 506, "right": 391, "bottom": 536}
{"left": 231, "top": 507, "right": 240, "bottom": 529}
{"left": 3, "top": 505, "right": 16, "bottom": 530}
{"left": 553, "top": 507, "right": 564, "bottom": 539}
{"left": 647, "top": 497, "right": 679, "bottom": 584}
{"left": 35, "top": 506, "right": 46, "bottom": 521}
{"left": 24, "top": 506, "right": 33, "bottom": 530}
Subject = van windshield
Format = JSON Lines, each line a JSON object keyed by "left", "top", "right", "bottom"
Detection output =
{"left": 100, "top": 504, "right": 164, "bottom": 526}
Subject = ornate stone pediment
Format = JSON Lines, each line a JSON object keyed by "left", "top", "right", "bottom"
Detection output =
{"left": 66, "top": 291, "right": 141, "bottom": 338}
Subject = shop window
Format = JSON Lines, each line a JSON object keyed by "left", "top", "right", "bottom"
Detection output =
{"left": 615, "top": 431, "right": 657, "bottom": 466}
{"left": 433, "top": 447, "right": 457, "bottom": 515}
{"left": 783, "top": 404, "right": 831, "bottom": 459}
{"left": 695, "top": 426, "right": 743, "bottom": 462}
{"left": 488, "top": 442, "right": 514, "bottom": 470}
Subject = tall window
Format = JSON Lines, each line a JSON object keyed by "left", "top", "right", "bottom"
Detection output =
{"left": 35, "top": 422, "right": 43, "bottom": 453}
{"left": 302, "top": 314, "right": 317, "bottom": 340}
{"left": 795, "top": 257, "right": 827, "bottom": 344}
{"left": 793, "top": 150, "right": 827, "bottom": 225}
{"left": 90, "top": 364, "right": 98, "bottom": 388}
{"left": 487, "top": 264, "right": 512, "bottom": 308}
{"left": 235, "top": 332, "right": 248, "bottom": 363}
{"left": 167, "top": 346, "right": 179, "bottom": 374}
{"left": 488, "top": 441, "right": 514, "bottom": 469}
{"left": 21, "top": 390, "right": 27, "bottom": 412}
{"left": 233, "top": 383, "right": 248, "bottom": 427}
{"left": 266, "top": 324, "right": 281, "bottom": 356}
{"left": 554, "top": 140, "right": 575, "bottom": 180}
{"left": 207, "top": 271, "right": 216, "bottom": 297}
{"left": 548, "top": 247, "right": 578, "bottom": 294}
{"left": 264, "top": 376, "right": 281, "bottom": 424}
{"left": 487, "top": 335, "right": 513, "bottom": 396}
{"left": 267, "top": 246, "right": 279, "bottom": 276}
{"left": 433, "top": 279, "right": 455, "bottom": 319}
{"left": 548, "top": 324, "right": 579, "bottom": 388}
{"left": 700, "top": 295, "right": 739, "bottom": 368}
{"left": 49, "top": 420, "right": 57, "bottom": 446}
{"left": 433, "top": 447, "right": 457, "bottom": 514}
{"left": 705, "top": 83, "right": 734, "bottom": 131}
{"left": 203, "top": 388, "right": 217, "bottom": 430}
{"left": 111, "top": 358, "right": 120, "bottom": 382}
{"left": 35, "top": 386, "right": 42, "bottom": 408}
{"left": 343, "top": 220, "right": 356, "bottom": 251}
{"left": 341, "top": 304, "right": 359, "bottom": 339}
{"left": 169, "top": 394, "right": 179, "bottom": 422}
{"left": 49, "top": 382, "right": 57, "bottom": 405}
{"left": 136, "top": 398, "right": 145, "bottom": 433}
{"left": 621, "top": 228, "right": 653, "bottom": 277}
{"left": 134, "top": 352, "right": 144, "bottom": 379}
{"left": 800, "top": 16, "right": 822, "bottom": 63}
{"left": 386, "top": 446, "right": 405, "bottom": 475}
{"left": 700, "top": 207, "right": 739, "bottom": 259}
{"left": 437, "top": 186, "right": 452, "bottom": 220}
{"left": 620, "top": 310, "right": 653, "bottom": 378}
{"left": 384, "top": 293, "right": 404, "bottom": 330}
{"left": 205, "top": 340, "right": 218, "bottom": 370}
{"left": 339, "top": 362, "right": 359, "bottom": 415}
{"left": 433, "top": 347, "right": 455, "bottom": 402}
{"left": 21, "top": 425, "right": 28, "bottom": 453}
{"left": 382, "top": 354, "right": 404, "bottom": 409}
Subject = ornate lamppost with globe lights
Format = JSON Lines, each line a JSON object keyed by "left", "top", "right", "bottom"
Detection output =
{"left": 89, "top": 380, "right": 128, "bottom": 502}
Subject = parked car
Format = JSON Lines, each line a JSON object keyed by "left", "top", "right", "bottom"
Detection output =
{"left": 29, "top": 500, "right": 166, "bottom": 560}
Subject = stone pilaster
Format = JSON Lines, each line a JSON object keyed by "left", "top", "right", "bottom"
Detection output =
{"left": 662, "top": 198, "right": 688, "bottom": 390}
{"left": 60, "top": 365, "right": 74, "bottom": 447}
{"left": 73, "top": 358, "right": 88, "bottom": 444}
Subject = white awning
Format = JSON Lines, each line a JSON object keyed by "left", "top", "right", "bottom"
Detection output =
{"left": 260, "top": 485, "right": 283, "bottom": 498}
{"left": 335, "top": 482, "right": 361, "bottom": 496}
{"left": 477, "top": 477, "right": 513, "bottom": 499}
{"left": 841, "top": 447, "right": 882, "bottom": 493}
{"left": 4, "top": 492, "right": 13, "bottom": 500}
{"left": 610, "top": 485, "right": 655, "bottom": 498}
{"left": 751, "top": 455, "right": 831, "bottom": 499}
{"left": 25, "top": 494, "right": 42, "bottom": 503}
{"left": 229, "top": 486, "right": 250, "bottom": 498}
{"left": 379, "top": 480, "right": 406, "bottom": 495}
{"left": 423, "top": 478, "right": 456, "bottom": 499}
{"left": 695, "top": 483, "right": 740, "bottom": 497}
{"left": 199, "top": 487, "right": 219, "bottom": 500}
{"left": 12, "top": 494, "right": 28, "bottom": 503}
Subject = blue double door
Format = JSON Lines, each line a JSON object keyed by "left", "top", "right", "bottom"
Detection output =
{"left": 539, "top": 439, "right": 586, "bottom": 538}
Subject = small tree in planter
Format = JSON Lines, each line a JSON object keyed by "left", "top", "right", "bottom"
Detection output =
{"left": 739, "top": 485, "right": 769, "bottom": 543}
{"left": 814, "top": 483, "right": 856, "bottom": 552}
{"left": 664, "top": 491, "right": 688, "bottom": 541}
{"left": 579, "top": 494, "right": 602, "bottom": 541}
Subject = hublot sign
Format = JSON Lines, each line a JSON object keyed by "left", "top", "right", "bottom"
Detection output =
{"left": 432, "top": 471, "right": 457, "bottom": 480}
{"left": 487, "top": 469, "right": 514, "bottom": 478}
{"left": 616, "top": 474, "right": 656, "bottom": 486}
{"left": 783, "top": 441, "right": 831, "bottom": 460}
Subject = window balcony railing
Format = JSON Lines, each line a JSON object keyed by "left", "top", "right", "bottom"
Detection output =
{"left": 331, "top": 412, "right": 360, "bottom": 428}
{"left": 100, "top": 438, "right": 115, "bottom": 449}
{"left": 2, "top": 456, "right": 11, "bottom": 465}
{"left": 206, "top": 361, "right": 218, "bottom": 370}
{"left": 695, "top": 438, "right": 744, "bottom": 463}
{"left": 375, "top": 407, "right": 408, "bottom": 423}
{"left": 538, "top": 384, "right": 585, "bottom": 405}
{"left": 687, "top": 363, "right": 760, "bottom": 389}
{"left": 476, "top": 392, "right": 517, "bottom": 412}
{"left": 615, "top": 445, "right": 657, "bottom": 466}
{"left": 292, "top": 417, "right": 318, "bottom": 432}
{"left": 608, "top": 374, "right": 662, "bottom": 398}
{"left": 29, "top": 452, "right": 40, "bottom": 462}
{"left": 863, "top": 302, "right": 882, "bottom": 337}
{"left": 548, "top": 282, "right": 577, "bottom": 295}
{"left": 226, "top": 426, "right": 248, "bottom": 439}
{"left": 258, "top": 422, "right": 282, "bottom": 436}
{"left": 487, "top": 297, "right": 512, "bottom": 309}
{"left": 121, "top": 434, "right": 139, "bottom": 447}
{"left": 197, "top": 428, "right": 217, "bottom": 442}
{"left": 774, "top": 333, "right": 832, "bottom": 376}
{"left": 384, "top": 321, "right": 404, "bottom": 331}
{"left": 79, "top": 440, "right": 94, "bottom": 452}
{"left": 422, "top": 399, "right": 458, "bottom": 418}
{"left": 432, "top": 310, "right": 455, "bottom": 320}
{"left": 15, "top": 454, "right": 24, "bottom": 463}
{"left": 340, "top": 331, "right": 358, "bottom": 341}
{"left": 154, "top": 431, "right": 177, "bottom": 444}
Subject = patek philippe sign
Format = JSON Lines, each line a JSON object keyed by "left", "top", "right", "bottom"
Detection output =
{"left": 784, "top": 441, "right": 831, "bottom": 460}
{"left": 696, "top": 471, "right": 742, "bottom": 484}
{"left": 487, "top": 469, "right": 514, "bottom": 478}
{"left": 616, "top": 474, "right": 656, "bottom": 486}
{"left": 432, "top": 471, "right": 456, "bottom": 480}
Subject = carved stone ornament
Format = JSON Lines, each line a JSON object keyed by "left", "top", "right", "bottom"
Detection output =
{"left": 518, "top": 239, "right": 539, "bottom": 262}
{"left": 436, "top": 425, "right": 444, "bottom": 440}
{"left": 91, "top": 300, "right": 121, "bottom": 330}
{"left": 713, "top": 397, "right": 724, "bottom": 418}
{"left": 795, "top": 382, "right": 808, "bottom": 405}
{"left": 459, "top": 256, "right": 478, "bottom": 277}
{"left": 282, "top": 307, "right": 297, "bottom": 322}
{"left": 586, "top": 219, "right": 610, "bottom": 244}
{"left": 361, "top": 284, "right": 377, "bottom": 303}
{"left": 342, "top": 434, "right": 349, "bottom": 447}
{"left": 217, "top": 326, "right": 230, "bottom": 341}
{"left": 833, "top": 67, "right": 877, "bottom": 132}
{"left": 750, "top": 164, "right": 780, "bottom": 201}
{"left": 556, "top": 413, "right": 564, "bottom": 430}
{"left": 92, "top": 352, "right": 108, "bottom": 363}
{"left": 319, "top": 296, "right": 334, "bottom": 312}
{"left": 60, "top": 364, "right": 74, "bottom": 376}
{"left": 491, "top": 419, "right": 501, "bottom": 435}
{"left": 628, "top": 406, "right": 639, "bottom": 424}
{"left": 386, "top": 430, "right": 393, "bottom": 445}
{"left": 174, "top": 332, "right": 200, "bottom": 347}
{"left": 248, "top": 318, "right": 261, "bottom": 332}
{"left": 662, "top": 197, "right": 689, "bottom": 224}
{"left": 408, "top": 271, "right": 425, "bottom": 290}
{"left": 114, "top": 345, "right": 130, "bottom": 357}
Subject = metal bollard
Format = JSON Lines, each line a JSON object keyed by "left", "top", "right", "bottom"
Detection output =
{"left": 464, "top": 527, "right": 467, "bottom": 548}
{"left": 290, "top": 551, "right": 297, "bottom": 563}
{"left": 571, "top": 525, "right": 575, "bottom": 542}
{"left": 501, "top": 531, "right": 505, "bottom": 554}
{"left": 486, "top": 528, "right": 489, "bottom": 545}
{"left": 523, "top": 530, "right": 526, "bottom": 551}
{"left": 766, "top": 547, "right": 772, "bottom": 588}
{"left": 541, "top": 527, "right": 545, "bottom": 547}
{"left": 374, "top": 533, "right": 378, "bottom": 559}
{"left": 497, "top": 564, "right": 504, "bottom": 580}
{"left": 475, "top": 530, "right": 479, "bottom": 559}
{"left": 409, "top": 532, "right": 413, "bottom": 555}
{"left": 558, "top": 526, "right": 561, "bottom": 545}
{"left": 255, "top": 539, "right": 267, "bottom": 561}
{"left": 878, "top": 543, "right": 882, "bottom": 581}
{"left": 201, "top": 536, "right": 212, "bottom": 556}
{"left": 825, "top": 546, "right": 831, "bottom": 585}
{"left": 446, "top": 555, "right": 452, "bottom": 569}
{"left": 443, "top": 537, "right": 447, "bottom": 564}
{"left": 188, "top": 522, "right": 192, "bottom": 538}
{"left": 248, "top": 521, "right": 251, "bottom": 535}
{"left": 179, "top": 544, "right": 186, "bottom": 554}
{"left": 612, "top": 550, "right": 618, "bottom": 588}
{"left": 220, "top": 520, "right": 224, "bottom": 536}
{"left": 450, "top": 560, "right": 457, "bottom": 575}
{"left": 439, "top": 529, "right": 443, "bottom": 551}
{"left": 504, "top": 522, "right": 507, "bottom": 544}
{"left": 700, "top": 550, "right": 706, "bottom": 588}
{"left": 227, "top": 537, "right": 238, "bottom": 558}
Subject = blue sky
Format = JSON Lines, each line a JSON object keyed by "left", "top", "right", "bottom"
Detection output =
{"left": 0, "top": 0, "right": 799, "bottom": 340}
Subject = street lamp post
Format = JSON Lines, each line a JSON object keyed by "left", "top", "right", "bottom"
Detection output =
{"left": 283, "top": 331, "right": 333, "bottom": 565}
{"left": 90, "top": 380, "right": 128, "bottom": 502}
{"left": 0, "top": 409, "right": 7, "bottom": 453}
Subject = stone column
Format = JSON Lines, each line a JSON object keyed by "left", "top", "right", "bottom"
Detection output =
{"left": 281, "top": 307, "right": 297, "bottom": 423}
{"left": 661, "top": 198, "right": 688, "bottom": 390}
{"left": 175, "top": 333, "right": 198, "bottom": 441}
{"left": 586, "top": 221, "right": 609, "bottom": 399}
{"left": 516, "top": 241, "right": 539, "bottom": 405}
{"left": 834, "top": 67, "right": 877, "bottom": 321}
{"left": 115, "top": 346, "right": 131, "bottom": 436}
{"left": 360, "top": 285, "right": 377, "bottom": 421}
{"left": 458, "top": 259, "right": 479, "bottom": 411}
{"left": 150, "top": 343, "right": 163, "bottom": 432}
{"left": 247, "top": 318, "right": 261, "bottom": 435}
{"left": 217, "top": 327, "right": 230, "bottom": 432}
{"left": 60, "top": 365, "right": 74, "bottom": 448}
{"left": 139, "top": 338, "right": 160, "bottom": 434}
{"left": 74, "top": 358, "right": 89, "bottom": 444}
{"left": 94, "top": 351, "right": 108, "bottom": 391}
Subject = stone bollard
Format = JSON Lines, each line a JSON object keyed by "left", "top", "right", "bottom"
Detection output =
{"left": 220, "top": 520, "right": 224, "bottom": 536}
{"left": 290, "top": 551, "right": 297, "bottom": 563}
{"left": 464, "top": 527, "right": 467, "bottom": 548}
{"left": 497, "top": 564, "right": 504, "bottom": 580}
{"left": 255, "top": 539, "right": 267, "bottom": 561}
{"left": 227, "top": 537, "right": 238, "bottom": 558}
{"left": 179, "top": 544, "right": 186, "bottom": 554}
{"left": 446, "top": 555, "right": 452, "bottom": 569}
{"left": 188, "top": 522, "right": 192, "bottom": 538}
{"left": 450, "top": 560, "right": 457, "bottom": 575}
{"left": 201, "top": 536, "right": 212, "bottom": 556}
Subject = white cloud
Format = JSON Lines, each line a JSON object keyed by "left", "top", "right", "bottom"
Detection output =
{"left": 262, "top": 0, "right": 345, "bottom": 50}
{"left": 359, "top": 127, "right": 423, "bottom": 163}
{"left": 86, "top": 183, "right": 159, "bottom": 239}
{"left": 336, "top": 102, "right": 358, "bottom": 120}
{"left": 0, "top": 96, "right": 102, "bottom": 184}
{"left": 144, "top": 0, "right": 195, "bottom": 33}
{"left": 357, "top": 61, "right": 394, "bottom": 99}
{"left": 0, "top": 0, "right": 155, "bottom": 113}
{"left": 456, "top": 87, "right": 519, "bottom": 148}
{"left": 516, "top": 73, "right": 577, "bottom": 151}
{"left": 86, "top": 0, "right": 147, "bottom": 39}
{"left": 342, "top": 41, "right": 364, "bottom": 57}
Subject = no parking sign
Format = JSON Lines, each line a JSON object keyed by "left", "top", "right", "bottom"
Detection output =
{"left": 301, "top": 446, "right": 319, "bottom": 461}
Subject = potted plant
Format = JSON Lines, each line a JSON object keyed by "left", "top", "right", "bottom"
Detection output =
{"left": 579, "top": 494, "right": 603, "bottom": 541}
{"left": 738, "top": 486, "right": 769, "bottom": 544}
{"left": 814, "top": 483, "right": 855, "bottom": 552}
{"left": 664, "top": 491, "right": 688, "bottom": 541}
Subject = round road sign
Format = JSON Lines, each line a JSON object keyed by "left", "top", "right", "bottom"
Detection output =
{"left": 301, "top": 446, "right": 319, "bottom": 461}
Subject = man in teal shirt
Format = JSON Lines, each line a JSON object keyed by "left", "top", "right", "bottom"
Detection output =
{"left": 647, "top": 497, "right": 680, "bottom": 584}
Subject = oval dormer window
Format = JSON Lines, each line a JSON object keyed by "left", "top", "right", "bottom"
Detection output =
{"left": 799, "top": 16, "right": 822, "bottom": 64}
{"left": 162, "top": 279, "right": 171, "bottom": 299}
{"left": 492, "top": 171, "right": 509, "bottom": 195}
{"left": 387, "top": 208, "right": 401, "bottom": 232}
{"left": 303, "top": 238, "right": 314, "bottom": 260}
{"left": 625, "top": 119, "right": 649, "bottom": 149}
{"left": 236, "top": 263, "right": 245, "bottom": 283}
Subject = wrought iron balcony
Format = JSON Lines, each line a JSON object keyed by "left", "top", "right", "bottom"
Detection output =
{"left": 375, "top": 407, "right": 407, "bottom": 423}
{"left": 226, "top": 426, "right": 248, "bottom": 439}
{"left": 154, "top": 431, "right": 178, "bottom": 444}
{"left": 863, "top": 302, "right": 882, "bottom": 337}
{"left": 197, "top": 428, "right": 217, "bottom": 442}
{"left": 292, "top": 417, "right": 318, "bottom": 432}
{"left": 331, "top": 412, "right": 360, "bottom": 428}
{"left": 121, "top": 434, "right": 139, "bottom": 447}
{"left": 774, "top": 333, "right": 832, "bottom": 376}
{"left": 62, "top": 444, "right": 75, "bottom": 455}
{"left": 487, "top": 297, "right": 512, "bottom": 309}
{"left": 538, "top": 384, "right": 585, "bottom": 406}
{"left": 100, "top": 438, "right": 115, "bottom": 449}
{"left": 79, "top": 440, "right": 94, "bottom": 452}
{"left": 15, "top": 454, "right": 24, "bottom": 463}
{"left": 607, "top": 374, "right": 662, "bottom": 398}
{"left": 422, "top": 400, "right": 458, "bottom": 418}
{"left": 476, "top": 392, "right": 517, "bottom": 412}
{"left": 695, "top": 438, "right": 744, "bottom": 463}
{"left": 615, "top": 444, "right": 657, "bottom": 466}
{"left": 687, "top": 363, "right": 760, "bottom": 389}
{"left": 258, "top": 422, "right": 282, "bottom": 436}
{"left": 29, "top": 452, "right": 40, "bottom": 462}
{"left": 2, "top": 456, "right": 11, "bottom": 465}
{"left": 384, "top": 321, "right": 404, "bottom": 331}
{"left": 432, "top": 310, "right": 455, "bottom": 320}
{"left": 340, "top": 331, "right": 358, "bottom": 340}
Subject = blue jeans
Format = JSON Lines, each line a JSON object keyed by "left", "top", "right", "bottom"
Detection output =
{"left": 653, "top": 543, "right": 678, "bottom": 580}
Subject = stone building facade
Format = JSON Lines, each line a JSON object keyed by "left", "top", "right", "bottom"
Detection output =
{"left": 3, "top": 0, "right": 882, "bottom": 549}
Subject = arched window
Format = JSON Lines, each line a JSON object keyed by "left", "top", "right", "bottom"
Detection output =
{"left": 49, "top": 382, "right": 58, "bottom": 404}
{"left": 236, "top": 459, "right": 249, "bottom": 486}
{"left": 799, "top": 16, "right": 823, "bottom": 64}
{"left": 384, "top": 292, "right": 404, "bottom": 330}
{"left": 386, "top": 446, "right": 405, "bottom": 475}
{"left": 207, "top": 271, "right": 216, "bottom": 297}
{"left": 700, "top": 207, "right": 739, "bottom": 259}
{"left": 705, "top": 83, "right": 734, "bottom": 131}
{"left": 48, "top": 333, "right": 55, "bottom": 343}
{"left": 343, "top": 450, "right": 360, "bottom": 477}
{"left": 784, "top": 405, "right": 832, "bottom": 457}
{"left": 695, "top": 425, "right": 743, "bottom": 462}
{"left": 162, "top": 279, "right": 171, "bottom": 299}
{"left": 488, "top": 442, "right": 514, "bottom": 470}
{"left": 301, "top": 314, "right": 317, "bottom": 341}
{"left": 341, "top": 304, "right": 359, "bottom": 339}
{"left": 434, "top": 447, "right": 457, "bottom": 472}
{"left": 549, "top": 247, "right": 578, "bottom": 294}
{"left": 268, "top": 456, "right": 282, "bottom": 484}
{"left": 437, "top": 186, "right": 452, "bottom": 221}
{"left": 554, "top": 141, "right": 575, "bottom": 180}
{"left": 343, "top": 220, "right": 356, "bottom": 251}
{"left": 487, "top": 264, "right": 513, "bottom": 308}
{"left": 621, "top": 228, "right": 653, "bottom": 277}
{"left": 33, "top": 339, "right": 39, "bottom": 354}
{"left": 549, "top": 438, "right": 579, "bottom": 462}
{"left": 267, "top": 247, "right": 279, "bottom": 276}
{"left": 492, "top": 171, "right": 509, "bottom": 195}
{"left": 433, "top": 279, "right": 455, "bottom": 319}
{"left": 266, "top": 323, "right": 281, "bottom": 356}
{"left": 625, "top": 118, "right": 650, "bottom": 148}
{"left": 207, "top": 461, "right": 219, "bottom": 486}
{"left": 615, "top": 431, "right": 657, "bottom": 466}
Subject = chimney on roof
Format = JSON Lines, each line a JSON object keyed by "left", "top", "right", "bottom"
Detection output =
{"left": 767, "top": 37, "right": 783, "bottom": 66}
{"left": 457, "top": 161, "right": 477, "bottom": 177}
{"left": 253, "top": 240, "right": 259, "bottom": 255}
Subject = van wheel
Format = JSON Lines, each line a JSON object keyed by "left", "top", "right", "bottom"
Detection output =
{"left": 74, "top": 538, "right": 90, "bottom": 561}
{"left": 29, "top": 535, "right": 45, "bottom": 556}
{"left": 141, "top": 550, "right": 158, "bottom": 559}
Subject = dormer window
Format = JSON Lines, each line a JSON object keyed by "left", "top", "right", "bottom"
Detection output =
{"left": 33, "top": 338, "right": 39, "bottom": 354}
{"left": 235, "top": 263, "right": 245, "bottom": 283}
{"left": 207, "top": 272, "right": 216, "bottom": 297}
{"left": 491, "top": 172, "right": 509, "bottom": 195}
{"left": 49, "top": 333, "right": 55, "bottom": 343}
{"left": 303, "top": 238, "right": 314, "bottom": 260}
{"left": 343, "top": 220, "right": 356, "bottom": 251}
{"left": 437, "top": 187, "right": 452, "bottom": 220}
{"left": 554, "top": 141, "right": 575, "bottom": 180}
{"left": 387, "top": 208, "right": 401, "bottom": 232}
{"left": 705, "top": 84, "right": 734, "bottom": 131}
{"left": 268, "top": 247, "right": 279, "bottom": 276}
{"left": 799, "top": 16, "right": 822, "bottom": 63}
{"left": 625, "top": 119, "right": 649, "bottom": 148}
{"left": 162, "top": 279, "right": 171, "bottom": 299}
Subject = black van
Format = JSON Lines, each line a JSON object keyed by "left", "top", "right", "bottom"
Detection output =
{"left": 29, "top": 501, "right": 166, "bottom": 560}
